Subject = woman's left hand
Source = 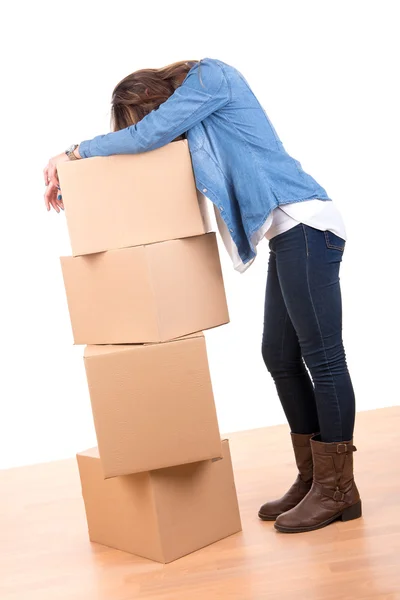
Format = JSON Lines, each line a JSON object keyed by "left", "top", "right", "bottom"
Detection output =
{"left": 43, "top": 152, "right": 70, "bottom": 212}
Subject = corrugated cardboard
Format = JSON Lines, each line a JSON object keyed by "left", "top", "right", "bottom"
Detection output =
{"left": 84, "top": 332, "right": 222, "bottom": 478}
{"left": 57, "top": 141, "right": 209, "bottom": 256}
{"left": 60, "top": 233, "right": 229, "bottom": 344}
{"left": 76, "top": 439, "right": 242, "bottom": 564}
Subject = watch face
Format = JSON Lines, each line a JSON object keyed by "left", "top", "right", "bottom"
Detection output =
{"left": 66, "top": 144, "right": 76, "bottom": 153}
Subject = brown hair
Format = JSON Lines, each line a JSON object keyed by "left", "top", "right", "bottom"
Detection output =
{"left": 110, "top": 59, "right": 201, "bottom": 134}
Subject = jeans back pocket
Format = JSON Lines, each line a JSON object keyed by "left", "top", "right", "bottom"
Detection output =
{"left": 324, "top": 230, "right": 346, "bottom": 252}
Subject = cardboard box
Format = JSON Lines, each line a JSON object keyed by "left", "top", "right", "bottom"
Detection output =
{"left": 57, "top": 141, "right": 209, "bottom": 256}
{"left": 76, "top": 439, "right": 242, "bottom": 563}
{"left": 84, "top": 332, "right": 222, "bottom": 478}
{"left": 60, "top": 233, "right": 229, "bottom": 345}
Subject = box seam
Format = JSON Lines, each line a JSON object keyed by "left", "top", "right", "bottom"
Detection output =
{"left": 149, "top": 475, "right": 167, "bottom": 561}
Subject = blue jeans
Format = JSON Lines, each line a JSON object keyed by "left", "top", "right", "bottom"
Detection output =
{"left": 261, "top": 223, "right": 355, "bottom": 442}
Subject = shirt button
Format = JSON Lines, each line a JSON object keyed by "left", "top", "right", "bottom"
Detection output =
{"left": 219, "top": 205, "right": 224, "bottom": 211}
{"left": 229, "top": 228, "right": 234, "bottom": 233}
{"left": 202, "top": 188, "right": 207, "bottom": 193}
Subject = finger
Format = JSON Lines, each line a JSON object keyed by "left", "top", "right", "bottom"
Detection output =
{"left": 48, "top": 165, "right": 58, "bottom": 187}
{"left": 44, "top": 182, "right": 58, "bottom": 211}
{"left": 50, "top": 196, "right": 60, "bottom": 213}
{"left": 44, "top": 192, "right": 50, "bottom": 211}
{"left": 50, "top": 173, "right": 60, "bottom": 187}
{"left": 56, "top": 192, "right": 64, "bottom": 210}
{"left": 50, "top": 185, "right": 60, "bottom": 213}
{"left": 48, "top": 163, "right": 60, "bottom": 188}
{"left": 44, "top": 182, "right": 54, "bottom": 210}
{"left": 43, "top": 166, "right": 50, "bottom": 186}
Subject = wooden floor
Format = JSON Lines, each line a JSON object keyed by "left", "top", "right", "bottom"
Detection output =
{"left": 1, "top": 407, "right": 399, "bottom": 600}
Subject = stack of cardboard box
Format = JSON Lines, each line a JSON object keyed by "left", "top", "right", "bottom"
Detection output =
{"left": 58, "top": 140, "right": 242, "bottom": 563}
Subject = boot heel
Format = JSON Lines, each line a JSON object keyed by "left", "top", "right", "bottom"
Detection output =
{"left": 340, "top": 500, "right": 362, "bottom": 522}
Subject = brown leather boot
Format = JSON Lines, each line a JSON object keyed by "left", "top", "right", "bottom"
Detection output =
{"left": 258, "top": 432, "right": 316, "bottom": 521}
{"left": 274, "top": 436, "right": 362, "bottom": 533}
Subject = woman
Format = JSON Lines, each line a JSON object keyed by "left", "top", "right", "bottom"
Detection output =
{"left": 44, "top": 57, "right": 361, "bottom": 533}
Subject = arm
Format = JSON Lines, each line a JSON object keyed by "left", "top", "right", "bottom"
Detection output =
{"left": 78, "top": 59, "right": 230, "bottom": 158}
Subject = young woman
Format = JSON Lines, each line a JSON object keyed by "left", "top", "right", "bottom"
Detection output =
{"left": 44, "top": 57, "right": 361, "bottom": 533}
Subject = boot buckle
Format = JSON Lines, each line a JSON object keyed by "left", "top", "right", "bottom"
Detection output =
{"left": 336, "top": 443, "right": 347, "bottom": 454}
{"left": 333, "top": 489, "right": 345, "bottom": 501}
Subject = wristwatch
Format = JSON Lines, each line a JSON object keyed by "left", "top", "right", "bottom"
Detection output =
{"left": 65, "top": 143, "right": 80, "bottom": 160}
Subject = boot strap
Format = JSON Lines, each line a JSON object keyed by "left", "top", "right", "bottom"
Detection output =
{"left": 322, "top": 443, "right": 357, "bottom": 454}
{"left": 316, "top": 482, "right": 354, "bottom": 503}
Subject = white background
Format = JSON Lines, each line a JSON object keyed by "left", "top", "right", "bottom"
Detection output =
{"left": 1, "top": 1, "right": 399, "bottom": 469}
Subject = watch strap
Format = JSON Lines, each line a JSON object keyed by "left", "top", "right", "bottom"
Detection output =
{"left": 65, "top": 144, "right": 79, "bottom": 160}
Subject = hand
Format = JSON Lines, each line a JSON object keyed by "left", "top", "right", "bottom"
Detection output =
{"left": 44, "top": 152, "right": 69, "bottom": 187}
{"left": 43, "top": 152, "right": 69, "bottom": 212}
{"left": 44, "top": 180, "right": 64, "bottom": 213}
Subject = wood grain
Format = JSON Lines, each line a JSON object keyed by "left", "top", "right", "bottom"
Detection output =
{"left": 1, "top": 407, "right": 399, "bottom": 600}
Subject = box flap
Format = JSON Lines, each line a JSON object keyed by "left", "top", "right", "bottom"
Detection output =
{"left": 76, "top": 447, "right": 100, "bottom": 459}
{"left": 143, "top": 331, "right": 204, "bottom": 346}
{"left": 84, "top": 332, "right": 205, "bottom": 359}
{"left": 84, "top": 345, "right": 135, "bottom": 359}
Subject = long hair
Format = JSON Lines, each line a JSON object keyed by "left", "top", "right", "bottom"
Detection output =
{"left": 110, "top": 59, "right": 201, "bottom": 134}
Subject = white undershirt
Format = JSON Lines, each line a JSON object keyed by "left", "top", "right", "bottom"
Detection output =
{"left": 211, "top": 198, "right": 347, "bottom": 273}
{"left": 265, "top": 199, "right": 347, "bottom": 241}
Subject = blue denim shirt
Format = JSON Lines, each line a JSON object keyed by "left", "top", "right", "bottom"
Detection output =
{"left": 79, "top": 57, "right": 331, "bottom": 268}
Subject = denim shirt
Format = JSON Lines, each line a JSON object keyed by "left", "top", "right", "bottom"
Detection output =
{"left": 79, "top": 57, "right": 331, "bottom": 269}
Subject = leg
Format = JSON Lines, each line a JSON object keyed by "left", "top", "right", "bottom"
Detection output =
{"left": 271, "top": 224, "right": 355, "bottom": 442}
{"left": 259, "top": 247, "right": 318, "bottom": 520}
{"left": 262, "top": 244, "right": 319, "bottom": 434}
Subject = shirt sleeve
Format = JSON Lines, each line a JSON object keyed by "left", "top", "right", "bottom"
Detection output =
{"left": 79, "top": 59, "right": 229, "bottom": 158}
